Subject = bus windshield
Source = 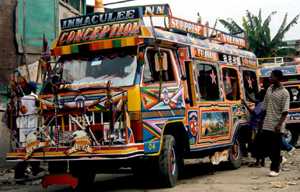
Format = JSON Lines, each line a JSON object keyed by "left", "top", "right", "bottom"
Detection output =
{"left": 59, "top": 49, "right": 137, "bottom": 89}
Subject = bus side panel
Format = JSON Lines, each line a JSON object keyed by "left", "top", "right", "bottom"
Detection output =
{"left": 140, "top": 85, "right": 185, "bottom": 155}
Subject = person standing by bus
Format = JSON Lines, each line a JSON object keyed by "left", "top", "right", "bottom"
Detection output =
{"left": 261, "top": 70, "right": 290, "bottom": 177}
{"left": 242, "top": 90, "right": 266, "bottom": 167}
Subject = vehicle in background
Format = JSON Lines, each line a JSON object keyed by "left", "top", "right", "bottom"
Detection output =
{"left": 258, "top": 57, "right": 300, "bottom": 146}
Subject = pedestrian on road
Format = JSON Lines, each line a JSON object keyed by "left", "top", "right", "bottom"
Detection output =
{"left": 261, "top": 70, "right": 290, "bottom": 177}
{"left": 242, "top": 90, "right": 266, "bottom": 167}
{"left": 281, "top": 134, "right": 296, "bottom": 155}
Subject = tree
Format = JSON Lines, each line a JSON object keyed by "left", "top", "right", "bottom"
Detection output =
{"left": 219, "top": 10, "right": 299, "bottom": 58}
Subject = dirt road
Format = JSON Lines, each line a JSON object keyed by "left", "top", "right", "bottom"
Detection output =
{"left": 0, "top": 149, "right": 299, "bottom": 192}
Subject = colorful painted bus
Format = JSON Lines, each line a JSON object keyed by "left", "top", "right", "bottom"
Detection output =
{"left": 258, "top": 57, "right": 300, "bottom": 146}
{"left": 7, "top": 4, "right": 259, "bottom": 189}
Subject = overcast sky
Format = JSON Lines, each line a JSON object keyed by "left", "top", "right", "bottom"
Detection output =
{"left": 87, "top": 0, "right": 300, "bottom": 40}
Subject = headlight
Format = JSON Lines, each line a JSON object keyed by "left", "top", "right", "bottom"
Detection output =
{"left": 291, "top": 88, "right": 299, "bottom": 101}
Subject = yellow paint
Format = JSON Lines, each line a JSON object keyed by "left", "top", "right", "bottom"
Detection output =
{"left": 140, "top": 26, "right": 152, "bottom": 37}
{"left": 94, "top": 0, "right": 105, "bottom": 13}
{"left": 187, "top": 61, "right": 197, "bottom": 104}
{"left": 7, "top": 147, "right": 143, "bottom": 158}
{"left": 127, "top": 86, "right": 141, "bottom": 111}
{"left": 103, "top": 40, "right": 113, "bottom": 49}
{"left": 51, "top": 39, "right": 58, "bottom": 50}
{"left": 121, "top": 37, "right": 136, "bottom": 47}
{"left": 61, "top": 45, "right": 71, "bottom": 54}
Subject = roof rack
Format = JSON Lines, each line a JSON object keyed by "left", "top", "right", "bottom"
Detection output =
{"left": 59, "top": 4, "right": 248, "bottom": 49}
{"left": 257, "top": 57, "right": 297, "bottom": 67}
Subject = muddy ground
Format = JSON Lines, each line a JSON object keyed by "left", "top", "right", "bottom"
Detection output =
{"left": 0, "top": 149, "right": 299, "bottom": 192}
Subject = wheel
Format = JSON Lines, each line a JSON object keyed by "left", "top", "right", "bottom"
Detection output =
{"left": 290, "top": 129, "right": 299, "bottom": 146}
{"left": 69, "top": 161, "right": 96, "bottom": 191}
{"left": 158, "top": 135, "right": 179, "bottom": 188}
{"left": 285, "top": 129, "right": 293, "bottom": 144}
{"left": 228, "top": 138, "right": 242, "bottom": 169}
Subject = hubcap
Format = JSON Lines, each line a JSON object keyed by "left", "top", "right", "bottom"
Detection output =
{"left": 169, "top": 147, "right": 176, "bottom": 175}
{"left": 231, "top": 142, "right": 240, "bottom": 160}
{"left": 285, "top": 130, "right": 292, "bottom": 144}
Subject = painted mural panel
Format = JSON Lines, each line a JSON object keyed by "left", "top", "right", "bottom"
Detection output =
{"left": 201, "top": 110, "right": 230, "bottom": 137}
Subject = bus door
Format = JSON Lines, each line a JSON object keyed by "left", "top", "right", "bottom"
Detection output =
{"left": 185, "top": 61, "right": 232, "bottom": 146}
{"left": 141, "top": 47, "right": 182, "bottom": 152}
{"left": 221, "top": 66, "right": 248, "bottom": 136}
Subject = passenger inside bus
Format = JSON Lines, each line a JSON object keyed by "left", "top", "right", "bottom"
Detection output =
{"left": 196, "top": 63, "right": 220, "bottom": 101}
{"left": 243, "top": 70, "right": 259, "bottom": 102}
{"left": 223, "top": 68, "right": 240, "bottom": 100}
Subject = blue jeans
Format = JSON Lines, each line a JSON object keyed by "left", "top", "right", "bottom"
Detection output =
{"left": 281, "top": 135, "right": 293, "bottom": 151}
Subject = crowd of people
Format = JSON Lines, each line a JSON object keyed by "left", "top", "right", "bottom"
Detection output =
{"left": 242, "top": 69, "right": 295, "bottom": 177}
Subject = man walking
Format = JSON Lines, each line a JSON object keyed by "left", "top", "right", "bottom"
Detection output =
{"left": 262, "top": 70, "right": 290, "bottom": 177}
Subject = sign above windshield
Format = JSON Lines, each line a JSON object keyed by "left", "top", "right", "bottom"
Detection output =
{"left": 58, "top": 19, "right": 141, "bottom": 46}
{"left": 60, "top": 4, "right": 170, "bottom": 30}
{"left": 61, "top": 9, "right": 139, "bottom": 31}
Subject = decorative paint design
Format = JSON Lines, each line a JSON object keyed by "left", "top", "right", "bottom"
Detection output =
{"left": 143, "top": 119, "right": 164, "bottom": 141}
{"left": 143, "top": 119, "right": 168, "bottom": 153}
{"left": 41, "top": 91, "right": 125, "bottom": 111}
{"left": 190, "top": 47, "right": 219, "bottom": 62}
{"left": 7, "top": 144, "right": 145, "bottom": 161}
{"left": 58, "top": 20, "right": 141, "bottom": 46}
{"left": 210, "top": 71, "right": 217, "bottom": 84}
{"left": 144, "top": 140, "right": 161, "bottom": 153}
{"left": 188, "top": 111, "right": 199, "bottom": 137}
{"left": 52, "top": 37, "right": 140, "bottom": 56}
{"left": 155, "top": 28, "right": 256, "bottom": 60}
{"left": 140, "top": 84, "right": 185, "bottom": 154}
{"left": 141, "top": 86, "right": 184, "bottom": 111}
{"left": 65, "top": 130, "right": 93, "bottom": 155}
{"left": 232, "top": 104, "right": 247, "bottom": 123}
{"left": 201, "top": 111, "right": 230, "bottom": 137}
{"left": 60, "top": 9, "right": 140, "bottom": 30}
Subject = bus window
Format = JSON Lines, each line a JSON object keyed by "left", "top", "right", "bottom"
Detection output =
{"left": 195, "top": 63, "right": 220, "bottom": 101}
{"left": 143, "top": 48, "right": 176, "bottom": 83}
{"left": 222, "top": 68, "right": 240, "bottom": 101}
{"left": 242, "top": 70, "right": 258, "bottom": 102}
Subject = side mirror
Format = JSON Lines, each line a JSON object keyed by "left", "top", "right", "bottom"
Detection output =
{"left": 154, "top": 52, "right": 168, "bottom": 72}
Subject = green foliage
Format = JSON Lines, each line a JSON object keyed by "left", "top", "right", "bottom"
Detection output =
{"left": 219, "top": 10, "right": 299, "bottom": 58}
{"left": 276, "top": 48, "right": 297, "bottom": 57}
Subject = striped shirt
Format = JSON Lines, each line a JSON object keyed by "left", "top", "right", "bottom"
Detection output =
{"left": 262, "top": 85, "right": 290, "bottom": 133}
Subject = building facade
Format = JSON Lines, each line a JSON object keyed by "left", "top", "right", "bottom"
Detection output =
{"left": 285, "top": 39, "right": 300, "bottom": 55}
{"left": 16, "top": 0, "right": 86, "bottom": 67}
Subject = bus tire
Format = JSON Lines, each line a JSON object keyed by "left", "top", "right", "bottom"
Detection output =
{"left": 158, "top": 135, "right": 179, "bottom": 188}
{"left": 228, "top": 138, "right": 242, "bottom": 169}
{"left": 290, "top": 130, "right": 299, "bottom": 146}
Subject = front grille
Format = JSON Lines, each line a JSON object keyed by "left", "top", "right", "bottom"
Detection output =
{"left": 43, "top": 111, "right": 127, "bottom": 146}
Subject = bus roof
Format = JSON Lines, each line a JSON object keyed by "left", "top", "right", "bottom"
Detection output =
{"left": 51, "top": 4, "right": 256, "bottom": 67}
